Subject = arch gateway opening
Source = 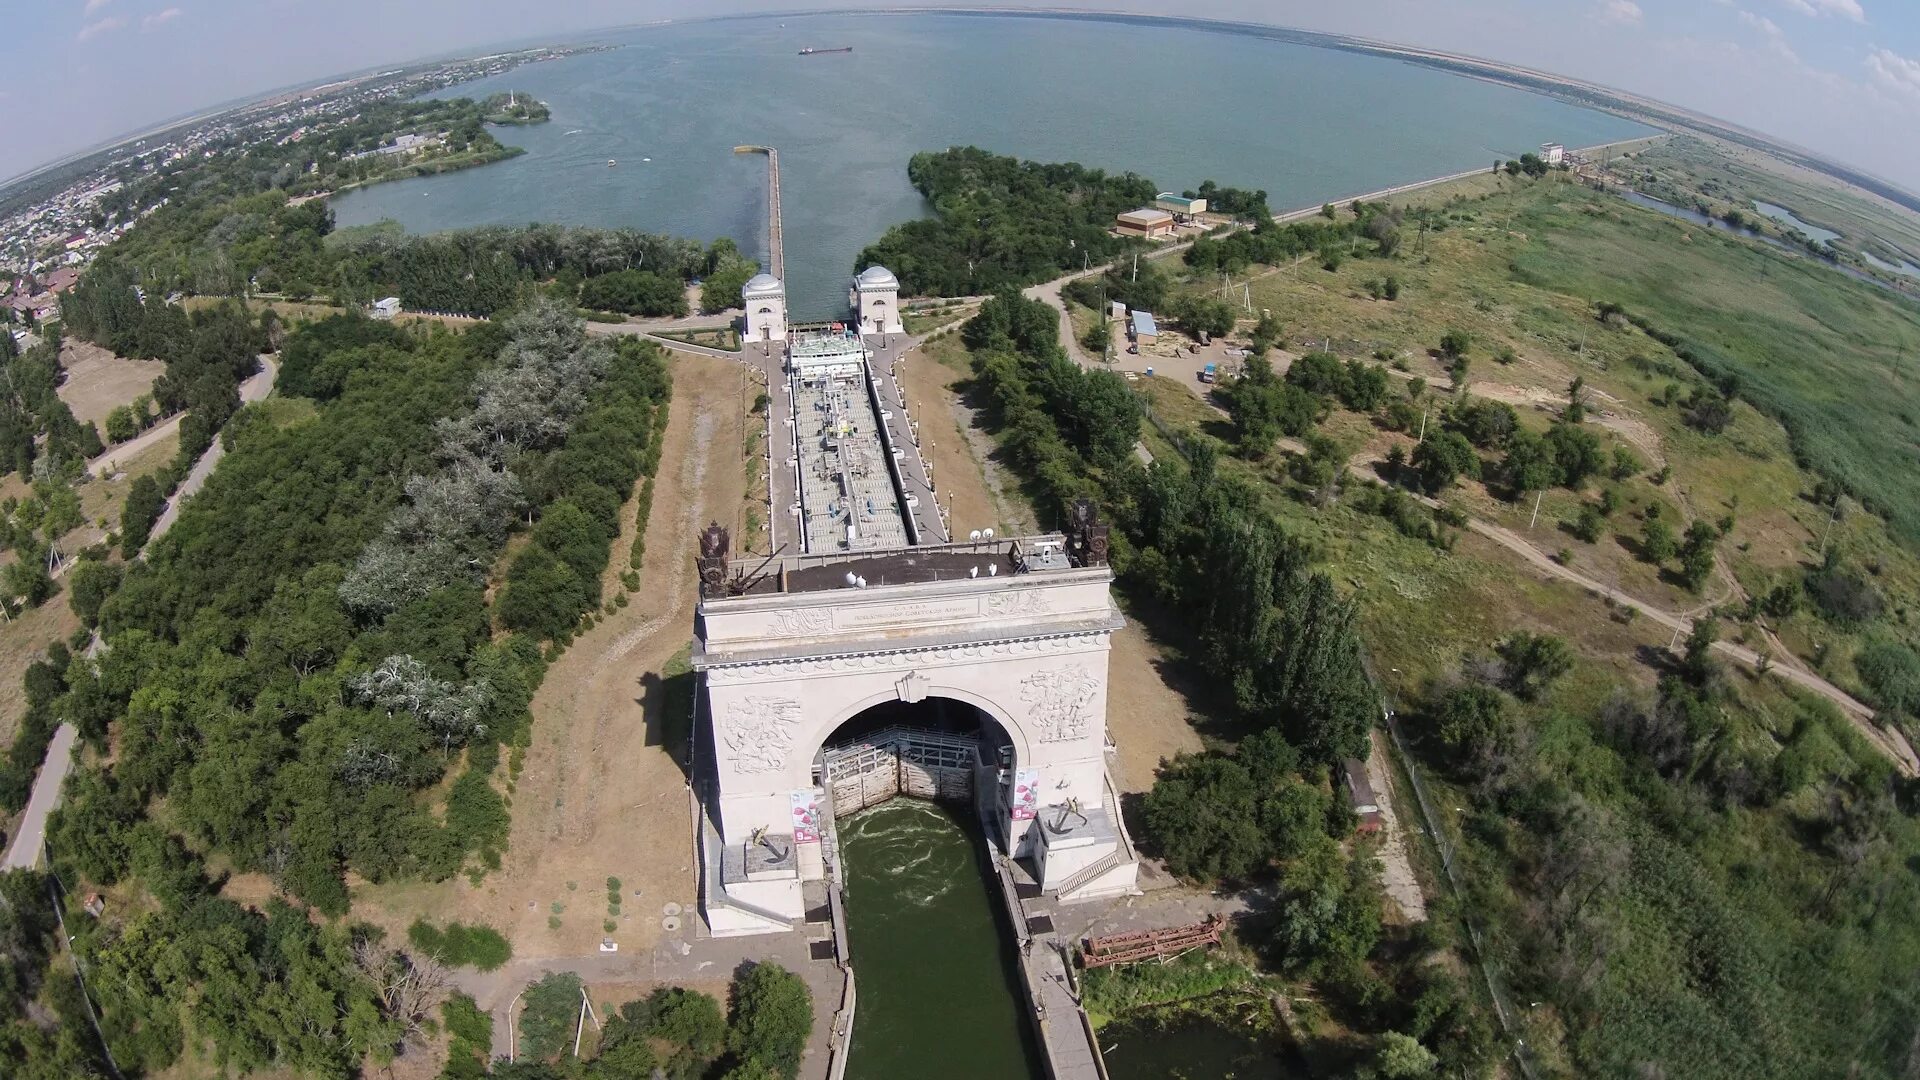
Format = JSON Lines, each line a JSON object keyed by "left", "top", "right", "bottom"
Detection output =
{"left": 690, "top": 506, "right": 1141, "bottom": 936}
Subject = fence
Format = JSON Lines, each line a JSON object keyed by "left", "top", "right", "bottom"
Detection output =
{"left": 1142, "top": 409, "right": 1546, "bottom": 1078}
{"left": 1382, "top": 712, "right": 1543, "bottom": 1080}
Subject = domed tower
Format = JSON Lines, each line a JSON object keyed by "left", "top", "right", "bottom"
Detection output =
{"left": 850, "top": 264, "right": 903, "bottom": 336}
{"left": 743, "top": 273, "right": 787, "bottom": 343}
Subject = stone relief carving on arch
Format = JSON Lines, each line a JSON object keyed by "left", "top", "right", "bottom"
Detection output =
{"left": 723, "top": 696, "right": 805, "bottom": 774}
{"left": 1019, "top": 663, "right": 1101, "bottom": 743}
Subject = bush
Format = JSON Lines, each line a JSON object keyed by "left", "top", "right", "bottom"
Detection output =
{"left": 407, "top": 918, "right": 513, "bottom": 971}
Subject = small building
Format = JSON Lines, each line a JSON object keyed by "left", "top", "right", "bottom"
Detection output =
{"left": 1108, "top": 300, "right": 1126, "bottom": 322}
{"left": 1342, "top": 758, "right": 1384, "bottom": 834}
{"left": 742, "top": 273, "right": 788, "bottom": 343}
{"left": 1541, "top": 142, "right": 1566, "bottom": 166}
{"left": 1115, "top": 208, "right": 1175, "bottom": 239}
{"left": 1153, "top": 192, "right": 1207, "bottom": 218}
{"left": 371, "top": 297, "right": 403, "bottom": 320}
{"left": 849, "top": 264, "right": 904, "bottom": 336}
{"left": 1130, "top": 309, "right": 1158, "bottom": 346}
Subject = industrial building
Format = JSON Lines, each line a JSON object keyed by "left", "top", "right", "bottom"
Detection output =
{"left": 1115, "top": 207, "right": 1175, "bottom": 239}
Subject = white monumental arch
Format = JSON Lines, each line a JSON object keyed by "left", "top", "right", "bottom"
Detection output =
{"left": 850, "top": 264, "right": 904, "bottom": 336}
{"left": 742, "top": 272, "right": 788, "bottom": 343}
{"left": 693, "top": 517, "right": 1139, "bottom": 936}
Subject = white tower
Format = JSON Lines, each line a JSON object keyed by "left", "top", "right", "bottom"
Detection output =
{"left": 850, "top": 265, "right": 904, "bottom": 336}
{"left": 743, "top": 273, "right": 787, "bottom": 343}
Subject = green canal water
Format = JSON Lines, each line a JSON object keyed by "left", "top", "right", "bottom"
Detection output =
{"left": 839, "top": 800, "right": 1044, "bottom": 1080}
{"left": 1098, "top": 1010, "right": 1295, "bottom": 1080}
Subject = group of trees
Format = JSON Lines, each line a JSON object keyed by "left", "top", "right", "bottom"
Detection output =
{"left": 1408, "top": 581, "right": 1920, "bottom": 1079}
{"left": 1183, "top": 202, "right": 1401, "bottom": 276}
{"left": 496, "top": 964, "right": 812, "bottom": 1080}
{"left": 855, "top": 147, "right": 1159, "bottom": 295}
{"left": 0, "top": 303, "right": 675, "bottom": 1077}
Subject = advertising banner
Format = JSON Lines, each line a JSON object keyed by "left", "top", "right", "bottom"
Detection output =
{"left": 1010, "top": 769, "right": 1040, "bottom": 821}
{"left": 790, "top": 790, "right": 821, "bottom": 844}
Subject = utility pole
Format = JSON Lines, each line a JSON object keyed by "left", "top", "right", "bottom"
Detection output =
{"left": 1529, "top": 490, "right": 1543, "bottom": 530}
{"left": 1416, "top": 402, "right": 1431, "bottom": 444}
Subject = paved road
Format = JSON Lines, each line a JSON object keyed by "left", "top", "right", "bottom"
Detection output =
{"left": 141, "top": 356, "right": 278, "bottom": 556}
{"left": 88, "top": 411, "right": 184, "bottom": 479}
{"left": 0, "top": 722, "right": 76, "bottom": 871}
{"left": 454, "top": 928, "right": 841, "bottom": 1077}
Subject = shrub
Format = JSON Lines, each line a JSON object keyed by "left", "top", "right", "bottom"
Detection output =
{"left": 407, "top": 918, "right": 513, "bottom": 971}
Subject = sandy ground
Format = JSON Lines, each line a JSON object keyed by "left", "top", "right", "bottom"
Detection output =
{"left": 897, "top": 344, "right": 1038, "bottom": 538}
{"left": 493, "top": 354, "right": 747, "bottom": 957}
{"left": 56, "top": 341, "right": 164, "bottom": 430}
{"left": 1104, "top": 623, "right": 1206, "bottom": 795}
{"left": 351, "top": 354, "right": 749, "bottom": 958}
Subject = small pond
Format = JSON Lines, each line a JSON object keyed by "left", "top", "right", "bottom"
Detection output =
{"left": 1752, "top": 200, "right": 1843, "bottom": 245}
{"left": 1862, "top": 249, "right": 1920, "bottom": 279}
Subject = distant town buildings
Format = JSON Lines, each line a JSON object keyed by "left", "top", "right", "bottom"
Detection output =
{"left": 0, "top": 45, "right": 590, "bottom": 289}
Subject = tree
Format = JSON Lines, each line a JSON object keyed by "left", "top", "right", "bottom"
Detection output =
{"left": 1642, "top": 516, "right": 1677, "bottom": 563}
{"left": 1682, "top": 617, "right": 1720, "bottom": 686}
{"left": 726, "top": 963, "right": 813, "bottom": 1080}
{"left": 1570, "top": 503, "right": 1605, "bottom": 544}
{"left": 67, "top": 558, "right": 122, "bottom": 627}
{"left": 1439, "top": 328, "right": 1471, "bottom": 360}
{"left": 120, "top": 474, "right": 166, "bottom": 557}
{"left": 104, "top": 405, "right": 138, "bottom": 444}
{"left": 1434, "top": 682, "right": 1514, "bottom": 775}
{"left": 1496, "top": 632, "right": 1575, "bottom": 701}
{"left": 1679, "top": 520, "right": 1719, "bottom": 590}
{"left": 518, "top": 972, "right": 585, "bottom": 1061}
{"left": 1412, "top": 431, "right": 1479, "bottom": 493}
{"left": 1140, "top": 752, "right": 1269, "bottom": 881}
{"left": 1369, "top": 1032, "right": 1440, "bottom": 1078}
{"left": 1502, "top": 429, "right": 1558, "bottom": 495}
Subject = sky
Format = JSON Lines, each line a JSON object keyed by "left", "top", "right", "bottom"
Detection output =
{"left": 6, "top": 1, "right": 1920, "bottom": 189}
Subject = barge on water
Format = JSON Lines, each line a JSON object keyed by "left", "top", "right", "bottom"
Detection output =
{"left": 799, "top": 45, "right": 854, "bottom": 55}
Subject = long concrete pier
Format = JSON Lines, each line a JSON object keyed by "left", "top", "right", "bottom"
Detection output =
{"left": 733, "top": 145, "right": 784, "bottom": 281}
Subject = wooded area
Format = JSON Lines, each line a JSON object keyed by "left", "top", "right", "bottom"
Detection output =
{"left": 0, "top": 302, "right": 672, "bottom": 1078}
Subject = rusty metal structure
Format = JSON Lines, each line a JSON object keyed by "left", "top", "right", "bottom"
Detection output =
{"left": 1079, "top": 915, "right": 1224, "bottom": 969}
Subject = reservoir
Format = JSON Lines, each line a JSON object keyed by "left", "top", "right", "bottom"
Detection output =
{"left": 837, "top": 801, "right": 1043, "bottom": 1080}
{"left": 330, "top": 12, "right": 1653, "bottom": 316}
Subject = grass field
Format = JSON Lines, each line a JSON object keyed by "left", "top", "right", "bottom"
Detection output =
{"left": 1107, "top": 160, "right": 1920, "bottom": 1077}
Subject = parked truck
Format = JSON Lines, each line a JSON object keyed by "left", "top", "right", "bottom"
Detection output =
{"left": 1199, "top": 363, "right": 1217, "bottom": 383}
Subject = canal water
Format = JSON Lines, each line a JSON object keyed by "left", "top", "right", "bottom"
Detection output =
{"left": 329, "top": 12, "right": 1652, "bottom": 316}
{"left": 838, "top": 801, "right": 1044, "bottom": 1079}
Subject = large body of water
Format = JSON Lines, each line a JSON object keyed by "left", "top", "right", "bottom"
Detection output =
{"left": 837, "top": 801, "right": 1042, "bottom": 1079}
{"left": 331, "top": 12, "right": 1653, "bottom": 316}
